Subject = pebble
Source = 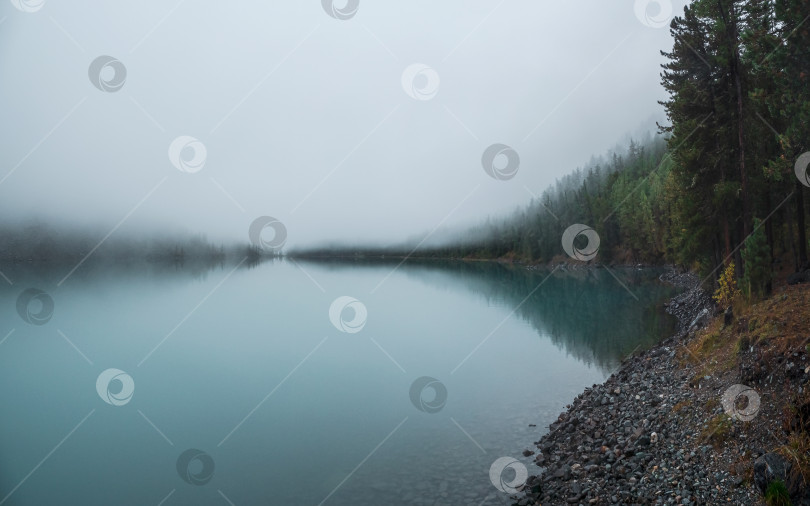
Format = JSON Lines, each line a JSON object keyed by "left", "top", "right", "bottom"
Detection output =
{"left": 520, "top": 270, "right": 760, "bottom": 505}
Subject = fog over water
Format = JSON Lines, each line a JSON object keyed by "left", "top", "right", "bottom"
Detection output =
{"left": 0, "top": 1, "right": 681, "bottom": 248}
{"left": 0, "top": 5, "right": 694, "bottom": 504}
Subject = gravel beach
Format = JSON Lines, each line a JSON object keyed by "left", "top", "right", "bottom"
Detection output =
{"left": 514, "top": 269, "right": 800, "bottom": 505}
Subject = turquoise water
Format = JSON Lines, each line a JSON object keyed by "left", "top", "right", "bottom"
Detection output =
{"left": 0, "top": 260, "right": 676, "bottom": 505}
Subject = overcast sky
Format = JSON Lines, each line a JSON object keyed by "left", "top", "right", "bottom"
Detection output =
{"left": 0, "top": 0, "right": 685, "bottom": 248}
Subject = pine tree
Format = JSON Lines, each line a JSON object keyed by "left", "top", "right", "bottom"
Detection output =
{"left": 758, "top": 0, "right": 810, "bottom": 268}
{"left": 741, "top": 218, "right": 771, "bottom": 299}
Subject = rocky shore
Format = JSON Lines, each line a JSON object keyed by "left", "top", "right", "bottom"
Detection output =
{"left": 515, "top": 269, "right": 810, "bottom": 505}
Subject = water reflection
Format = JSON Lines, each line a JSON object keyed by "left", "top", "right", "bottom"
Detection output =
{"left": 0, "top": 257, "right": 679, "bottom": 505}
{"left": 297, "top": 259, "right": 678, "bottom": 373}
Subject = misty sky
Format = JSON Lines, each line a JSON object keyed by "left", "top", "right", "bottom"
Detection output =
{"left": 0, "top": 1, "right": 684, "bottom": 248}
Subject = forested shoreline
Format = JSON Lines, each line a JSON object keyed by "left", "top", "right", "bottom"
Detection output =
{"left": 514, "top": 5, "right": 810, "bottom": 503}
{"left": 295, "top": 0, "right": 810, "bottom": 295}
{"left": 3, "top": 1, "right": 808, "bottom": 296}
{"left": 0, "top": 222, "right": 272, "bottom": 268}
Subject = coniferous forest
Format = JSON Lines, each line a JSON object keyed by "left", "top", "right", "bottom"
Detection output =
{"left": 3, "top": 3, "right": 810, "bottom": 505}
{"left": 295, "top": 0, "right": 810, "bottom": 293}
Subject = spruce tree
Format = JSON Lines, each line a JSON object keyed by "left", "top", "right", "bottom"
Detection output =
{"left": 741, "top": 218, "right": 771, "bottom": 299}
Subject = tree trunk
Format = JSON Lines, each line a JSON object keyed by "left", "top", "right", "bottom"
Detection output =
{"left": 723, "top": 217, "right": 732, "bottom": 260}
{"left": 765, "top": 190, "right": 774, "bottom": 261}
{"left": 797, "top": 180, "right": 808, "bottom": 269}
{"left": 719, "top": 0, "right": 751, "bottom": 237}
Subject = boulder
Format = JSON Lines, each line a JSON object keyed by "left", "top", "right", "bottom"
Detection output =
{"left": 688, "top": 308, "right": 710, "bottom": 332}
{"left": 787, "top": 270, "right": 810, "bottom": 285}
{"left": 753, "top": 453, "right": 791, "bottom": 496}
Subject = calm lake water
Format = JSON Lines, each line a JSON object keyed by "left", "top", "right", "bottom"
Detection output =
{"left": 0, "top": 260, "right": 677, "bottom": 505}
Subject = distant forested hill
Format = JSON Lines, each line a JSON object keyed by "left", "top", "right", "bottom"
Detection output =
{"left": 295, "top": 0, "right": 810, "bottom": 290}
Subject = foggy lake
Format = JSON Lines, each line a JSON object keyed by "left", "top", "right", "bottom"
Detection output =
{"left": 0, "top": 260, "right": 676, "bottom": 505}
{"left": 4, "top": 0, "right": 807, "bottom": 503}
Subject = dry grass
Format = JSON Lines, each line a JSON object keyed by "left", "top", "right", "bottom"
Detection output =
{"left": 775, "top": 432, "right": 810, "bottom": 501}
{"left": 701, "top": 413, "right": 734, "bottom": 447}
{"left": 680, "top": 317, "right": 739, "bottom": 377}
{"left": 672, "top": 399, "right": 691, "bottom": 413}
{"left": 750, "top": 287, "right": 810, "bottom": 353}
{"left": 671, "top": 282, "right": 810, "bottom": 501}
{"left": 679, "top": 285, "right": 810, "bottom": 378}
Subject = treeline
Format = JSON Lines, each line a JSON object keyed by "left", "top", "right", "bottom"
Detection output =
{"left": 660, "top": 0, "right": 809, "bottom": 283}
{"left": 292, "top": 136, "right": 677, "bottom": 264}
{"left": 0, "top": 221, "right": 275, "bottom": 267}
{"left": 295, "top": 0, "right": 810, "bottom": 292}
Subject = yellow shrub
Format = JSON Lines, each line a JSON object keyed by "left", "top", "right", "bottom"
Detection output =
{"left": 713, "top": 261, "right": 740, "bottom": 310}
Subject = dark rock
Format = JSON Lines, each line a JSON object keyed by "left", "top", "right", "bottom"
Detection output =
{"left": 787, "top": 270, "right": 810, "bottom": 285}
{"left": 519, "top": 269, "right": 757, "bottom": 506}
{"left": 553, "top": 465, "right": 571, "bottom": 480}
{"left": 753, "top": 453, "right": 791, "bottom": 496}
